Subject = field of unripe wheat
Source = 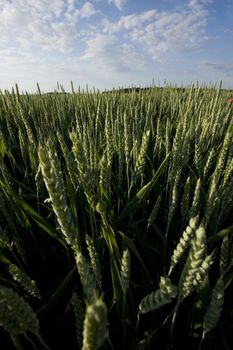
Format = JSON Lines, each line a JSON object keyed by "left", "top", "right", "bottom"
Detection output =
{"left": 0, "top": 84, "right": 233, "bottom": 349}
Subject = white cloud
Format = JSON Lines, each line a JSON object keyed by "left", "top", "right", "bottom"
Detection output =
{"left": 81, "top": 34, "right": 146, "bottom": 72}
{"left": 0, "top": 48, "right": 39, "bottom": 67}
{"left": 139, "top": 8, "right": 208, "bottom": 59}
{"left": 108, "top": 0, "right": 125, "bottom": 11}
{"left": 103, "top": 1, "right": 211, "bottom": 59}
{"left": 103, "top": 10, "right": 157, "bottom": 33}
{"left": 76, "top": 2, "right": 96, "bottom": 19}
{"left": 67, "top": 0, "right": 75, "bottom": 12}
{"left": 0, "top": 0, "right": 78, "bottom": 52}
{"left": 0, "top": 0, "right": 96, "bottom": 53}
{"left": 0, "top": 0, "right": 211, "bottom": 59}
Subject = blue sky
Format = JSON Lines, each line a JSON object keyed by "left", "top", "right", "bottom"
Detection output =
{"left": 0, "top": 0, "right": 232, "bottom": 91}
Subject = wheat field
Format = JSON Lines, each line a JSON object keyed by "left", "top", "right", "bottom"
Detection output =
{"left": 0, "top": 83, "right": 233, "bottom": 349}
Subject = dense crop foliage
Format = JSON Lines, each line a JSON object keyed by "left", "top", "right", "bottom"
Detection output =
{"left": 0, "top": 84, "right": 233, "bottom": 349}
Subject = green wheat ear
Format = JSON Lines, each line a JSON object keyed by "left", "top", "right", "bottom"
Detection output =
{"left": 75, "top": 250, "right": 98, "bottom": 304}
{"left": 0, "top": 286, "right": 39, "bottom": 336}
{"left": 9, "top": 264, "right": 41, "bottom": 299}
{"left": 193, "top": 251, "right": 215, "bottom": 289}
{"left": 139, "top": 276, "right": 177, "bottom": 314}
{"left": 82, "top": 298, "right": 108, "bottom": 350}
{"left": 203, "top": 278, "right": 224, "bottom": 334}
{"left": 85, "top": 234, "right": 102, "bottom": 290}
{"left": 178, "top": 225, "right": 206, "bottom": 300}
{"left": 38, "top": 141, "right": 79, "bottom": 249}
{"left": 120, "top": 247, "right": 131, "bottom": 296}
{"left": 169, "top": 215, "right": 199, "bottom": 275}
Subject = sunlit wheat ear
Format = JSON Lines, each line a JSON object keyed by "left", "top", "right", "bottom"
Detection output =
{"left": 89, "top": 136, "right": 99, "bottom": 184}
{"left": 194, "top": 142, "right": 203, "bottom": 176}
{"left": 116, "top": 115, "right": 124, "bottom": 189}
{"left": 203, "top": 278, "right": 224, "bottom": 334}
{"left": 169, "top": 120, "right": 183, "bottom": 183}
{"left": 104, "top": 104, "right": 114, "bottom": 158}
{"left": 123, "top": 112, "right": 131, "bottom": 168}
{"left": 70, "top": 131, "right": 87, "bottom": 180}
{"left": 18, "top": 129, "right": 27, "bottom": 164}
{"left": 159, "top": 276, "right": 178, "bottom": 298}
{"left": 134, "top": 129, "right": 150, "bottom": 180}
{"left": 189, "top": 178, "right": 201, "bottom": 218}
{"left": 18, "top": 105, "right": 36, "bottom": 146}
{"left": 99, "top": 150, "right": 112, "bottom": 196}
{"left": 71, "top": 292, "right": 85, "bottom": 348}
{"left": 70, "top": 131, "right": 96, "bottom": 208}
{"left": 82, "top": 298, "right": 108, "bottom": 350}
{"left": 9, "top": 264, "right": 41, "bottom": 299}
{"left": 203, "top": 148, "right": 215, "bottom": 179}
{"left": 120, "top": 248, "right": 131, "bottom": 297}
{"left": 205, "top": 174, "right": 218, "bottom": 220}
{"left": 179, "top": 225, "right": 206, "bottom": 300}
{"left": 215, "top": 130, "right": 231, "bottom": 180}
{"left": 139, "top": 276, "right": 177, "bottom": 314}
{"left": 153, "top": 118, "right": 162, "bottom": 161}
{"left": 0, "top": 286, "right": 39, "bottom": 336}
{"left": 169, "top": 215, "right": 199, "bottom": 275}
{"left": 85, "top": 235, "right": 102, "bottom": 290}
{"left": 38, "top": 142, "right": 79, "bottom": 248}
{"left": 75, "top": 250, "right": 98, "bottom": 304}
{"left": 193, "top": 251, "right": 214, "bottom": 288}
{"left": 166, "top": 171, "right": 181, "bottom": 236}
